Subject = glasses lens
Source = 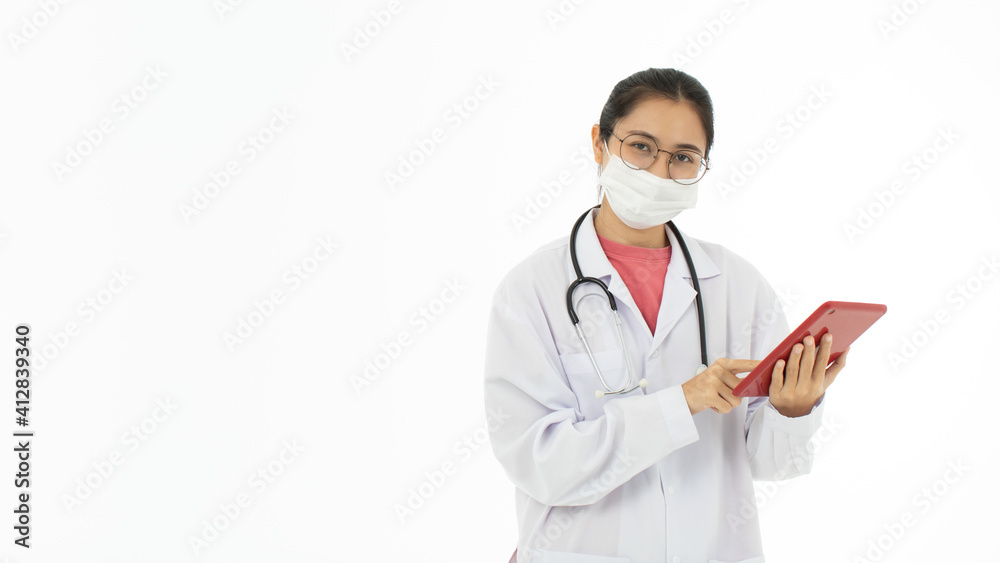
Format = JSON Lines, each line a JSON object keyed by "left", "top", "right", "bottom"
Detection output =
{"left": 619, "top": 134, "right": 657, "bottom": 170}
{"left": 668, "top": 150, "right": 707, "bottom": 184}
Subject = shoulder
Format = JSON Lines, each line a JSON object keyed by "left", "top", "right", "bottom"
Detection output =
{"left": 490, "top": 234, "right": 570, "bottom": 306}
{"left": 697, "top": 237, "right": 766, "bottom": 278}
{"left": 683, "top": 233, "right": 778, "bottom": 301}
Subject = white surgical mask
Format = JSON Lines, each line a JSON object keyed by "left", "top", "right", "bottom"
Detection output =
{"left": 599, "top": 140, "right": 698, "bottom": 229}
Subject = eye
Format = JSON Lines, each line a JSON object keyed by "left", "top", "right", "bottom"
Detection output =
{"left": 630, "top": 142, "right": 651, "bottom": 153}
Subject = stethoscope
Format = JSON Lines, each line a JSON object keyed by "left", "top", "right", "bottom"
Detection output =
{"left": 567, "top": 205, "right": 708, "bottom": 398}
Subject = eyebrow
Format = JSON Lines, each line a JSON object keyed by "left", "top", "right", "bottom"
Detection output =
{"left": 625, "top": 129, "right": 705, "bottom": 155}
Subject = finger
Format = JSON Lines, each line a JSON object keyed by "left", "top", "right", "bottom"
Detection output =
{"left": 813, "top": 333, "right": 833, "bottom": 379}
{"left": 720, "top": 387, "right": 741, "bottom": 409}
{"left": 785, "top": 344, "right": 802, "bottom": 388}
{"left": 719, "top": 370, "right": 743, "bottom": 389}
{"left": 824, "top": 347, "right": 849, "bottom": 390}
{"left": 798, "top": 336, "right": 816, "bottom": 390}
{"left": 827, "top": 347, "right": 849, "bottom": 374}
{"left": 769, "top": 359, "right": 785, "bottom": 394}
{"left": 712, "top": 393, "right": 733, "bottom": 414}
{"left": 717, "top": 358, "right": 761, "bottom": 375}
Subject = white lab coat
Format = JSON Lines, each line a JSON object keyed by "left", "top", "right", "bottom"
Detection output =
{"left": 484, "top": 208, "right": 826, "bottom": 563}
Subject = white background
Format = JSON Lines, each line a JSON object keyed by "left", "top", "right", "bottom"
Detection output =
{"left": 1, "top": 0, "right": 997, "bottom": 561}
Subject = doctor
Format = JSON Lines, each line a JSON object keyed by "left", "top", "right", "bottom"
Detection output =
{"left": 484, "top": 68, "right": 849, "bottom": 563}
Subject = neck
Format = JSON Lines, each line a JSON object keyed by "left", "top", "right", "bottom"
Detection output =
{"left": 594, "top": 197, "right": 669, "bottom": 248}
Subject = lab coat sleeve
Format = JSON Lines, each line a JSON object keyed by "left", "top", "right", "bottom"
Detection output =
{"left": 484, "top": 289, "right": 700, "bottom": 507}
{"left": 744, "top": 293, "right": 827, "bottom": 481}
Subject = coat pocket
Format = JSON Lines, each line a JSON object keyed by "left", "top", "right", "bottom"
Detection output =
{"left": 558, "top": 348, "right": 634, "bottom": 420}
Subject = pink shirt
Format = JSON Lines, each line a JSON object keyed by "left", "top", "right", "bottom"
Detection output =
{"left": 596, "top": 232, "right": 672, "bottom": 335}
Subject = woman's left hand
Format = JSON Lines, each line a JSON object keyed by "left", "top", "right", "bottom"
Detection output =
{"left": 768, "top": 333, "right": 849, "bottom": 418}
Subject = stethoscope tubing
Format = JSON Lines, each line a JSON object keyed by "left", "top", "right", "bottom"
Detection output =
{"left": 567, "top": 205, "right": 708, "bottom": 396}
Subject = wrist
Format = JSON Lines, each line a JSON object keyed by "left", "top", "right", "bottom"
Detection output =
{"left": 771, "top": 399, "right": 815, "bottom": 418}
{"left": 774, "top": 406, "right": 808, "bottom": 418}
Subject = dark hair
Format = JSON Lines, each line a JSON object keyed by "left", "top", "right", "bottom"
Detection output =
{"left": 598, "top": 68, "right": 715, "bottom": 163}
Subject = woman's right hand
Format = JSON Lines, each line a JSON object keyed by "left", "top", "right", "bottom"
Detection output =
{"left": 680, "top": 358, "right": 760, "bottom": 415}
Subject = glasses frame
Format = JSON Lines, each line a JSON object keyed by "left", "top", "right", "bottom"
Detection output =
{"left": 610, "top": 132, "right": 711, "bottom": 185}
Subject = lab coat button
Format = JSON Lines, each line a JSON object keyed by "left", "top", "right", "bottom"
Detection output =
{"left": 667, "top": 486, "right": 675, "bottom": 494}
{"left": 650, "top": 349, "right": 659, "bottom": 358}
{"left": 673, "top": 556, "right": 680, "bottom": 563}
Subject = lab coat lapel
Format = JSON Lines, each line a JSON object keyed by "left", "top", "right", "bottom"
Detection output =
{"left": 650, "top": 223, "right": 722, "bottom": 351}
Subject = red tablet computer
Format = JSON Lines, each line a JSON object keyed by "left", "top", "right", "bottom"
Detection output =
{"left": 732, "top": 301, "right": 887, "bottom": 397}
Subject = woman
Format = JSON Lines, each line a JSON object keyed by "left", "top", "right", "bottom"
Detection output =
{"left": 483, "top": 68, "right": 848, "bottom": 563}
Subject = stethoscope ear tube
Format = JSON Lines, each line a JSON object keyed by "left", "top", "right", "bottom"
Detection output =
{"left": 666, "top": 220, "right": 708, "bottom": 368}
{"left": 569, "top": 204, "right": 601, "bottom": 280}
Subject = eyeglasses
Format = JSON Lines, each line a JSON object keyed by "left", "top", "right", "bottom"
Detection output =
{"left": 611, "top": 132, "right": 710, "bottom": 185}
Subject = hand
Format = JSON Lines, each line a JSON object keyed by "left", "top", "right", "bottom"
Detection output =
{"left": 681, "top": 358, "right": 760, "bottom": 415}
{"left": 769, "top": 333, "right": 849, "bottom": 418}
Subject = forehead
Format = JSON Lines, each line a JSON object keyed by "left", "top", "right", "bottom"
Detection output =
{"left": 616, "top": 97, "right": 707, "bottom": 154}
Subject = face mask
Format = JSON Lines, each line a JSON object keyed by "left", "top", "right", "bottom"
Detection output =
{"left": 599, "top": 140, "right": 698, "bottom": 230}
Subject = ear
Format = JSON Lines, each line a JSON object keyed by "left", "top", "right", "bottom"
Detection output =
{"left": 590, "top": 123, "right": 605, "bottom": 169}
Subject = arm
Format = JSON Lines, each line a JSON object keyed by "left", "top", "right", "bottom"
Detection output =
{"left": 484, "top": 290, "right": 699, "bottom": 507}
{"left": 744, "top": 294, "right": 827, "bottom": 481}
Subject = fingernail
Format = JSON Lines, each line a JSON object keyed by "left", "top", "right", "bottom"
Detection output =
{"left": 823, "top": 334, "right": 832, "bottom": 343}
